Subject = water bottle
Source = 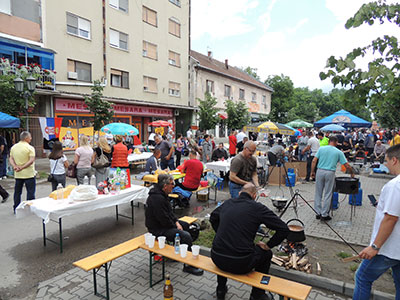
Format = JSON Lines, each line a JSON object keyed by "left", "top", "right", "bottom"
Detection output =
{"left": 56, "top": 183, "right": 64, "bottom": 200}
{"left": 174, "top": 233, "right": 180, "bottom": 254}
{"left": 115, "top": 182, "right": 121, "bottom": 193}
{"left": 91, "top": 174, "right": 97, "bottom": 186}
{"left": 83, "top": 175, "right": 89, "bottom": 185}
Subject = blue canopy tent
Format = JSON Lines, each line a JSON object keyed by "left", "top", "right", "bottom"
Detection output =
{"left": 0, "top": 112, "right": 20, "bottom": 128}
{"left": 314, "top": 110, "right": 371, "bottom": 128}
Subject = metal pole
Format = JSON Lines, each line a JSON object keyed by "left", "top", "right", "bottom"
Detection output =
{"left": 25, "top": 93, "right": 29, "bottom": 132}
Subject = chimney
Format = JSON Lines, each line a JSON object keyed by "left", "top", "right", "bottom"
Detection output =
{"left": 208, "top": 51, "right": 212, "bottom": 60}
{"left": 225, "top": 59, "right": 229, "bottom": 69}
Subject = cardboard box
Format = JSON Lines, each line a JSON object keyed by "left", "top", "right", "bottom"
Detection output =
{"left": 267, "top": 166, "right": 298, "bottom": 185}
{"left": 286, "top": 161, "right": 307, "bottom": 179}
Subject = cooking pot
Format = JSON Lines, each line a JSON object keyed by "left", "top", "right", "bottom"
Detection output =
{"left": 335, "top": 177, "right": 359, "bottom": 195}
{"left": 270, "top": 196, "right": 288, "bottom": 211}
{"left": 286, "top": 219, "right": 306, "bottom": 242}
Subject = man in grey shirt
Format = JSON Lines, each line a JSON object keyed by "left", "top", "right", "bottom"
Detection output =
{"left": 297, "top": 131, "right": 309, "bottom": 161}
{"left": 267, "top": 140, "right": 285, "bottom": 166}
{"left": 372, "top": 140, "right": 386, "bottom": 163}
{"left": 202, "top": 134, "right": 212, "bottom": 163}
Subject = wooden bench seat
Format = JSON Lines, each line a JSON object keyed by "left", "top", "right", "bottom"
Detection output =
{"left": 141, "top": 243, "right": 312, "bottom": 300}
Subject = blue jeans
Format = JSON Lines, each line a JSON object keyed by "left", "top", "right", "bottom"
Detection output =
{"left": 0, "top": 153, "right": 7, "bottom": 177}
{"left": 229, "top": 181, "right": 242, "bottom": 198}
{"left": 298, "top": 151, "right": 307, "bottom": 162}
{"left": 160, "top": 158, "right": 175, "bottom": 170}
{"left": 354, "top": 254, "right": 400, "bottom": 299}
{"left": 14, "top": 177, "right": 36, "bottom": 211}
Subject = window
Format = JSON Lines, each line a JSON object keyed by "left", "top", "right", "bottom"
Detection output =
{"left": 168, "top": 18, "right": 181, "bottom": 37}
{"left": 110, "top": 29, "right": 128, "bottom": 50}
{"left": 169, "top": 0, "right": 181, "bottom": 7}
{"left": 224, "top": 85, "right": 231, "bottom": 98}
{"left": 252, "top": 92, "right": 257, "bottom": 102}
{"left": 143, "top": 76, "right": 157, "bottom": 93}
{"left": 109, "top": 0, "right": 128, "bottom": 12}
{"left": 262, "top": 95, "right": 267, "bottom": 109}
{"left": 206, "top": 80, "right": 214, "bottom": 94}
{"left": 168, "top": 51, "right": 181, "bottom": 67}
{"left": 169, "top": 81, "right": 180, "bottom": 97}
{"left": 111, "top": 69, "right": 129, "bottom": 88}
{"left": 67, "top": 13, "right": 91, "bottom": 39}
{"left": 67, "top": 59, "right": 91, "bottom": 82}
{"left": 239, "top": 88, "right": 245, "bottom": 100}
{"left": 143, "top": 6, "right": 157, "bottom": 27}
{"left": 143, "top": 41, "right": 157, "bottom": 60}
{"left": 0, "top": 0, "right": 11, "bottom": 14}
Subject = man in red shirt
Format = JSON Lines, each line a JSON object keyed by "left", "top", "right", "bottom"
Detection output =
{"left": 229, "top": 130, "right": 237, "bottom": 157}
{"left": 178, "top": 150, "right": 204, "bottom": 191}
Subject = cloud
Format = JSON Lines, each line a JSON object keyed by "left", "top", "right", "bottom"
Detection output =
{"left": 191, "top": 0, "right": 259, "bottom": 39}
{"left": 286, "top": 18, "right": 309, "bottom": 34}
{"left": 257, "top": 0, "right": 278, "bottom": 32}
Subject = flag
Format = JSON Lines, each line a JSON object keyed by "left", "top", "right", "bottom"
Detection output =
{"left": 39, "top": 117, "right": 63, "bottom": 140}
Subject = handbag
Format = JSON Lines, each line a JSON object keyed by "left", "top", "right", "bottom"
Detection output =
{"left": 67, "top": 162, "right": 77, "bottom": 178}
{"left": 47, "top": 159, "right": 58, "bottom": 182}
{"left": 92, "top": 148, "right": 109, "bottom": 169}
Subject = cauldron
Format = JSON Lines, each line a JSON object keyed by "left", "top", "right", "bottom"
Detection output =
{"left": 271, "top": 197, "right": 288, "bottom": 211}
{"left": 335, "top": 177, "right": 359, "bottom": 195}
{"left": 286, "top": 219, "right": 306, "bottom": 242}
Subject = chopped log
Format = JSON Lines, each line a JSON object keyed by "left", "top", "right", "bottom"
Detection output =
{"left": 278, "top": 255, "right": 290, "bottom": 261}
{"left": 298, "top": 257, "right": 309, "bottom": 267}
{"left": 292, "top": 253, "right": 298, "bottom": 270}
{"left": 306, "top": 268, "right": 312, "bottom": 274}
{"left": 316, "top": 262, "right": 321, "bottom": 275}
{"left": 273, "top": 255, "right": 286, "bottom": 262}
{"left": 341, "top": 255, "right": 360, "bottom": 263}
{"left": 271, "top": 257, "right": 284, "bottom": 266}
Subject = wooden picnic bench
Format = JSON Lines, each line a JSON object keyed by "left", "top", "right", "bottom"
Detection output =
{"left": 73, "top": 215, "right": 311, "bottom": 300}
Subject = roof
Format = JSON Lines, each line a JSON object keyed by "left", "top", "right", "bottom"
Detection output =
{"left": 190, "top": 50, "right": 273, "bottom": 92}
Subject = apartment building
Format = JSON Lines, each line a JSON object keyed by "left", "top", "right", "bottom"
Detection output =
{"left": 190, "top": 50, "right": 273, "bottom": 138}
{"left": 0, "top": 0, "right": 192, "bottom": 152}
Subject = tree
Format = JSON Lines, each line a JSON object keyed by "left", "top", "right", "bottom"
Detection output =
{"left": 242, "top": 66, "right": 261, "bottom": 80}
{"left": 225, "top": 99, "right": 251, "bottom": 130}
{"left": 197, "top": 92, "right": 219, "bottom": 131}
{"left": 265, "top": 74, "right": 294, "bottom": 123}
{"left": 84, "top": 80, "right": 114, "bottom": 131}
{"left": 319, "top": 1, "right": 400, "bottom": 127}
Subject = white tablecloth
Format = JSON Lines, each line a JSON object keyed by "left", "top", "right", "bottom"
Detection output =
{"left": 128, "top": 152, "right": 153, "bottom": 162}
{"left": 16, "top": 185, "right": 149, "bottom": 224}
{"left": 206, "top": 156, "right": 269, "bottom": 174}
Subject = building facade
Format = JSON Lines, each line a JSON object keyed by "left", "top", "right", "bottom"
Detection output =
{"left": 0, "top": 0, "right": 193, "bottom": 154}
{"left": 190, "top": 50, "right": 273, "bottom": 137}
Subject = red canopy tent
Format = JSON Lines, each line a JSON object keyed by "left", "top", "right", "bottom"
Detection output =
{"left": 149, "top": 120, "right": 172, "bottom": 127}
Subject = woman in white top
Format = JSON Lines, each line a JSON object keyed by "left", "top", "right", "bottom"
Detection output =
{"left": 74, "top": 135, "right": 94, "bottom": 185}
{"left": 48, "top": 141, "right": 69, "bottom": 191}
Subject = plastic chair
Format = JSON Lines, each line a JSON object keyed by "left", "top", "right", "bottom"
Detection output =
{"left": 216, "top": 177, "right": 224, "bottom": 190}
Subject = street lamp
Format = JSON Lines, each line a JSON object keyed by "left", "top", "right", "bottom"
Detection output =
{"left": 14, "top": 75, "right": 37, "bottom": 131}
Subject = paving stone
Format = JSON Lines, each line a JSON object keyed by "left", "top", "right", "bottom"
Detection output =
{"left": 36, "top": 287, "right": 47, "bottom": 298}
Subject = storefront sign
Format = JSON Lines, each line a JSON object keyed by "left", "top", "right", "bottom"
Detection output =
{"left": 55, "top": 99, "right": 173, "bottom": 117}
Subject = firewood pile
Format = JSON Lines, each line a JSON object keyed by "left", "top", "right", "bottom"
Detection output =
{"left": 271, "top": 254, "right": 313, "bottom": 273}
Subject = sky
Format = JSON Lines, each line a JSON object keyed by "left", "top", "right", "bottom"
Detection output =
{"left": 191, "top": 0, "right": 399, "bottom": 91}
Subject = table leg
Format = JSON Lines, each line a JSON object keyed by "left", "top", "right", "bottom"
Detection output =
{"left": 42, "top": 220, "right": 46, "bottom": 246}
{"left": 59, "top": 218, "right": 63, "bottom": 253}
{"left": 115, "top": 206, "right": 119, "bottom": 221}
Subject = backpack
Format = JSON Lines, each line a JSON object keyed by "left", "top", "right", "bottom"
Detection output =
{"left": 92, "top": 148, "right": 110, "bottom": 169}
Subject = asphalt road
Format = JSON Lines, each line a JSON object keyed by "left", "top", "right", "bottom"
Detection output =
{"left": 0, "top": 176, "right": 151, "bottom": 300}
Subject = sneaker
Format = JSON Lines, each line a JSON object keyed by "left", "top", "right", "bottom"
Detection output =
{"left": 315, "top": 214, "right": 321, "bottom": 220}
{"left": 2, "top": 176, "right": 6, "bottom": 179}
{"left": 216, "top": 286, "right": 228, "bottom": 300}
{"left": 321, "top": 215, "right": 332, "bottom": 221}
{"left": 1, "top": 194, "right": 9, "bottom": 203}
{"left": 183, "top": 264, "right": 204, "bottom": 276}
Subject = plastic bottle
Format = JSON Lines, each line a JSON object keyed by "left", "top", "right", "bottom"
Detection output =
{"left": 115, "top": 182, "right": 121, "bottom": 193}
{"left": 174, "top": 233, "right": 180, "bottom": 254}
{"left": 56, "top": 183, "right": 64, "bottom": 200}
{"left": 83, "top": 175, "right": 89, "bottom": 185}
{"left": 91, "top": 174, "right": 97, "bottom": 187}
{"left": 163, "top": 274, "right": 173, "bottom": 300}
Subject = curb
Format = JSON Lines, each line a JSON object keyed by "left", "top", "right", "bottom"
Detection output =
{"left": 199, "top": 247, "right": 395, "bottom": 300}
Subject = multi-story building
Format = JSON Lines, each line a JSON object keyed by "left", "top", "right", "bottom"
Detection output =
{"left": 190, "top": 50, "right": 273, "bottom": 137}
{"left": 0, "top": 0, "right": 193, "bottom": 153}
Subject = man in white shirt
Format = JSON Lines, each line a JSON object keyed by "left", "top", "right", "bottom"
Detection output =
{"left": 186, "top": 128, "right": 193, "bottom": 139}
{"left": 148, "top": 132, "right": 156, "bottom": 146}
{"left": 236, "top": 130, "right": 246, "bottom": 144}
{"left": 301, "top": 131, "right": 320, "bottom": 182}
{"left": 353, "top": 144, "right": 400, "bottom": 299}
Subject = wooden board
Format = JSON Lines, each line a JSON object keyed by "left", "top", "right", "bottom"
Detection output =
{"left": 178, "top": 216, "right": 198, "bottom": 224}
{"left": 140, "top": 243, "right": 312, "bottom": 300}
{"left": 73, "top": 235, "right": 145, "bottom": 272}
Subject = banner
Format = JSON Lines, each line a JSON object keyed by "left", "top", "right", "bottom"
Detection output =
{"left": 39, "top": 117, "right": 63, "bottom": 140}
{"left": 60, "top": 127, "right": 78, "bottom": 150}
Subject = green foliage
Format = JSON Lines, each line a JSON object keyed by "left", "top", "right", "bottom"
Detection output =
{"left": 193, "top": 221, "right": 215, "bottom": 248}
{"left": 225, "top": 99, "right": 251, "bottom": 130}
{"left": 265, "top": 74, "right": 294, "bottom": 123}
{"left": 350, "top": 263, "right": 359, "bottom": 272}
{"left": 337, "top": 251, "right": 352, "bottom": 259}
{"left": 197, "top": 92, "right": 220, "bottom": 131}
{"left": 242, "top": 66, "right": 261, "bottom": 80}
{"left": 320, "top": 1, "right": 400, "bottom": 127}
{"left": 0, "top": 74, "right": 36, "bottom": 119}
{"left": 84, "top": 80, "right": 114, "bottom": 131}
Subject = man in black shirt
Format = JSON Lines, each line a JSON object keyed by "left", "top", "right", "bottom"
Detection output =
{"left": 210, "top": 184, "right": 290, "bottom": 300}
{"left": 212, "top": 143, "right": 229, "bottom": 161}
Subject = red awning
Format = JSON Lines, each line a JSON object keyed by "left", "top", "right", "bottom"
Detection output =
{"left": 218, "top": 112, "right": 228, "bottom": 119}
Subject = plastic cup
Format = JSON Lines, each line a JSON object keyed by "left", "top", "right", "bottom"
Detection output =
{"left": 144, "top": 233, "right": 152, "bottom": 246}
{"left": 158, "top": 236, "right": 166, "bottom": 249}
{"left": 191, "top": 245, "right": 200, "bottom": 259}
{"left": 148, "top": 235, "right": 155, "bottom": 248}
{"left": 180, "top": 244, "right": 188, "bottom": 258}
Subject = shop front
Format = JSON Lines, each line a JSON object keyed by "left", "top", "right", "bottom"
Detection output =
{"left": 54, "top": 98, "right": 174, "bottom": 148}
